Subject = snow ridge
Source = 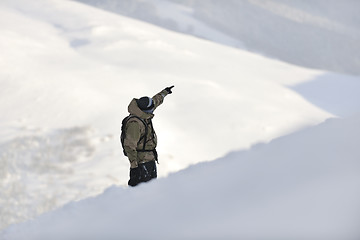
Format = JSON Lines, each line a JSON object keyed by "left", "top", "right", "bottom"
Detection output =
{"left": 2, "top": 114, "right": 360, "bottom": 239}
{"left": 0, "top": 0, "right": 360, "bottom": 238}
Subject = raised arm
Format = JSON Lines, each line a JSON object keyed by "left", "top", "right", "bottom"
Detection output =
{"left": 152, "top": 86, "right": 174, "bottom": 110}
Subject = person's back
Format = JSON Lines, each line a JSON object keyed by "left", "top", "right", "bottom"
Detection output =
{"left": 122, "top": 86, "right": 174, "bottom": 186}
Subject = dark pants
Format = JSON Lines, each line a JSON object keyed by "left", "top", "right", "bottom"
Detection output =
{"left": 128, "top": 161, "right": 157, "bottom": 187}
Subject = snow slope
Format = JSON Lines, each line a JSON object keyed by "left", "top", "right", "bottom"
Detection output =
{"left": 3, "top": 114, "right": 360, "bottom": 240}
{"left": 1, "top": 0, "right": 360, "bottom": 234}
{"left": 75, "top": 0, "right": 360, "bottom": 75}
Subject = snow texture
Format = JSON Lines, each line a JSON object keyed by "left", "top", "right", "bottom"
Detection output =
{"left": 0, "top": 0, "right": 360, "bottom": 238}
{"left": 76, "top": 0, "right": 360, "bottom": 75}
{"left": 2, "top": 114, "right": 360, "bottom": 239}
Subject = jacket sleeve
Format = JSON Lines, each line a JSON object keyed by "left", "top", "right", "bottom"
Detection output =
{"left": 152, "top": 89, "right": 169, "bottom": 110}
{"left": 123, "top": 121, "right": 141, "bottom": 168}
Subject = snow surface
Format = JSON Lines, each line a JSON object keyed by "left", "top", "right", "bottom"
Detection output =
{"left": 3, "top": 114, "right": 360, "bottom": 239}
{"left": 75, "top": 0, "right": 360, "bottom": 75}
{"left": 0, "top": 0, "right": 360, "bottom": 238}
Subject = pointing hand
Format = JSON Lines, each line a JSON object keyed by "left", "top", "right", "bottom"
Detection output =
{"left": 164, "top": 85, "right": 174, "bottom": 94}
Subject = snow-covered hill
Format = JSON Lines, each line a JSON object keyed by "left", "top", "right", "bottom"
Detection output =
{"left": 75, "top": 0, "right": 360, "bottom": 75}
{"left": 0, "top": 0, "right": 360, "bottom": 236}
{"left": 3, "top": 114, "right": 360, "bottom": 240}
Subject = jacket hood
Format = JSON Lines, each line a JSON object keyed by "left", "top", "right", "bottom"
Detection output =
{"left": 128, "top": 98, "right": 154, "bottom": 120}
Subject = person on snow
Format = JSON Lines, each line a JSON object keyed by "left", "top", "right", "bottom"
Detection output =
{"left": 122, "top": 86, "right": 174, "bottom": 187}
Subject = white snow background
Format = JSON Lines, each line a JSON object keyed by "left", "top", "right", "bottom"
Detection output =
{"left": 0, "top": 0, "right": 360, "bottom": 239}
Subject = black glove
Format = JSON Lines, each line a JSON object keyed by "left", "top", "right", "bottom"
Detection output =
{"left": 128, "top": 167, "right": 141, "bottom": 187}
{"left": 164, "top": 85, "right": 174, "bottom": 94}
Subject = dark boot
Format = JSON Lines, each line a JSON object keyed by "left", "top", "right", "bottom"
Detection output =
{"left": 128, "top": 167, "right": 141, "bottom": 187}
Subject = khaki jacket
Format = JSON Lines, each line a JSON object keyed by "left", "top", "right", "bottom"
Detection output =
{"left": 123, "top": 90, "right": 168, "bottom": 168}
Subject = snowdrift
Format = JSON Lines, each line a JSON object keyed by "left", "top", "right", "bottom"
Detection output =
{"left": 76, "top": 0, "right": 360, "bottom": 75}
{"left": 3, "top": 114, "right": 360, "bottom": 240}
{"left": 1, "top": 0, "right": 360, "bottom": 235}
